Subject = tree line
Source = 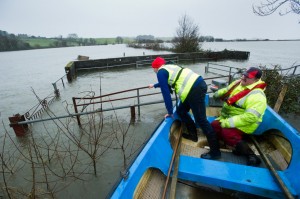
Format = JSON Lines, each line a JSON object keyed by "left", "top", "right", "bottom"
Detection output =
{"left": 0, "top": 31, "right": 104, "bottom": 52}
{"left": 0, "top": 30, "right": 31, "bottom": 51}
{"left": 1, "top": 26, "right": 222, "bottom": 53}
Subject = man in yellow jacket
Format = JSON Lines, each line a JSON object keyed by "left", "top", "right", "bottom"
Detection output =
{"left": 149, "top": 57, "right": 221, "bottom": 160}
{"left": 212, "top": 67, "right": 267, "bottom": 166}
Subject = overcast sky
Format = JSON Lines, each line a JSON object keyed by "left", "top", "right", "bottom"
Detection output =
{"left": 1, "top": 0, "right": 299, "bottom": 40}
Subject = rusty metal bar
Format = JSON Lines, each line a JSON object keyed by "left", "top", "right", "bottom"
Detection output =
{"left": 130, "top": 106, "right": 135, "bottom": 119}
{"left": 73, "top": 76, "right": 226, "bottom": 107}
{"left": 9, "top": 114, "right": 28, "bottom": 136}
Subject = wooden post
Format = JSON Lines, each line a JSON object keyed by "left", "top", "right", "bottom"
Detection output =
{"left": 273, "top": 84, "right": 288, "bottom": 113}
{"left": 137, "top": 89, "right": 141, "bottom": 116}
{"left": 52, "top": 83, "right": 60, "bottom": 97}
{"left": 130, "top": 106, "right": 135, "bottom": 120}
{"left": 229, "top": 67, "right": 232, "bottom": 83}
{"left": 9, "top": 114, "right": 28, "bottom": 136}
{"left": 205, "top": 63, "right": 209, "bottom": 73}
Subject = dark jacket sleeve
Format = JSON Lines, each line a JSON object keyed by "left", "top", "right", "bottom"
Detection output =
{"left": 156, "top": 69, "right": 173, "bottom": 114}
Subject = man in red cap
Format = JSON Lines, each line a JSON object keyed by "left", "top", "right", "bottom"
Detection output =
{"left": 212, "top": 67, "right": 267, "bottom": 166}
{"left": 149, "top": 57, "right": 221, "bottom": 160}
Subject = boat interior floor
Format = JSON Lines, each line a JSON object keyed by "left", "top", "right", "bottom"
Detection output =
{"left": 134, "top": 133, "right": 272, "bottom": 199}
{"left": 180, "top": 134, "right": 266, "bottom": 168}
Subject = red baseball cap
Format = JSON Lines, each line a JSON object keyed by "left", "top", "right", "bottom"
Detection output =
{"left": 243, "top": 67, "right": 262, "bottom": 79}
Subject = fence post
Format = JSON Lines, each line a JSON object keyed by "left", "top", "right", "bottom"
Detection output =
{"left": 130, "top": 106, "right": 136, "bottom": 120}
{"left": 292, "top": 65, "right": 298, "bottom": 75}
{"left": 229, "top": 67, "right": 232, "bottom": 83}
{"left": 137, "top": 89, "right": 141, "bottom": 116}
{"left": 9, "top": 114, "right": 28, "bottom": 136}
{"left": 205, "top": 63, "right": 209, "bottom": 73}
{"left": 61, "top": 78, "right": 65, "bottom": 88}
{"left": 52, "top": 83, "right": 60, "bottom": 97}
{"left": 72, "top": 97, "right": 81, "bottom": 126}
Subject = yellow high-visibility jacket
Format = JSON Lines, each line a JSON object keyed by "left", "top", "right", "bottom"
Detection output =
{"left": 215, "top": 79, "right": 267, "bottom": 134}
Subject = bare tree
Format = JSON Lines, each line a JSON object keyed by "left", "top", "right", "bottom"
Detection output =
{"left": 253, "top": 0, "right": 300, "bottom": 22}
{"left": 172, "top": 14, "right": 201, "bottom": 53}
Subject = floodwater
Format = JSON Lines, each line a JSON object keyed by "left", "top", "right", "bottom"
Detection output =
{"left": 0, "top": 41, "right": 300, "bottom": 198}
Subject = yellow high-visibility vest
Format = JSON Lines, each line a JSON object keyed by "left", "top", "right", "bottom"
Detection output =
{"left": 159, "top": 64, "right": 199, "bottom": 102}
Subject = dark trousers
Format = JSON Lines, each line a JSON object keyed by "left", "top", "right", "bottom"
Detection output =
{"left": 177, "top": 80, "right": 214, "bottom": 136}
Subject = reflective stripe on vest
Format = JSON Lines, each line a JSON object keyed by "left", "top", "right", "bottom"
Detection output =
{"left": 165, "top": 65, "right": 181, "bottom": 85}
{"left": 236, "top": 89, "right": 266, "bottom": 108}
{"left": 159, "top": 65, "right": 199, "bottom": 102}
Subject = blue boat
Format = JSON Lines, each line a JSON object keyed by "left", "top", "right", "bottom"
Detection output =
{"left": 108, "top": 94, "right": 300, "bottom": 199}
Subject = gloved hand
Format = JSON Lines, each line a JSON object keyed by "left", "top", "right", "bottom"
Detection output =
{"left": 213, "top": 92, "right": 219, "bottom": 99}
{"left": 220, "top": 118, "right": 230, "bottom": 128}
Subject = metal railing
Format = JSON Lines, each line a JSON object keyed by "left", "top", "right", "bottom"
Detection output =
{"left": 52, "top": 74, "right": 67, "bottom": 97}
{"left": 206, "top": 63, "right": 300, "bottom": 80}
{"left": 72, "top": 86, "right": 163, "bottom": 126}
{"left": 135, "top": 56, "right": 179, "bottom": 68}
{"left": 205, "top": 62, "right": 243, "bottom": 83}
{"left": 15, "top": 74, "right": 68, "bottom": 121}
{"left": 267, "top": 64, "right": 300, "bottom": 76}
{"left": 11, "top": 74, "right": 229, "bottom": 129}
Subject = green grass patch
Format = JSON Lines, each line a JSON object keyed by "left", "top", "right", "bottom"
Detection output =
{"left": 22, "top": 38, "right": 57, "bottom": 47}
{"left": 20, "top": 37, "right": 136, "bottom": 48}
{"left": 94, "top": 37, "right": 135, "bottom": 44}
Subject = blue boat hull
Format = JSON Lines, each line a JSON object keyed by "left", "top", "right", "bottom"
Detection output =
{"left": 110, "top": 104, "right": 300, "bottom": 199}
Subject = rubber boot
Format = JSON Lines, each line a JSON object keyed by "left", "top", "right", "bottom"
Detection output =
{"left": 233, "top": 141, "right": 261, "bottom": 166}
{"left": 247, "top": 154, "right": 261, "bottom": 166}
{"left": 201, "top": 132, "right": 221, "bottom": 160}
{"left": 182, "top": 122, "right": 198, "bottom": 142}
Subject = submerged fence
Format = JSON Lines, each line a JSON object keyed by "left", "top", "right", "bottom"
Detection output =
{"left": 65, "top": 50, "right": 250, "bottom": 81}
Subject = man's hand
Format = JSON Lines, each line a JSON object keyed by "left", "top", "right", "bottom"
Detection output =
{"left": 148, "top": 84, "right": 154, "bottom": 89}
{"left": 220, "top": 118, "right": 230, "bottom": 128}
{"left": 164, "top": 113, "right": 173, "bottom": 119}
{"left": 213, "top": 92, "right": 219, "bottom": 99}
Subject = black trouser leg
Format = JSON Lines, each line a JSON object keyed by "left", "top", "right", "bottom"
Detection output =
{"left": 206, "top": 132, "right": 221, "bottom": 156}
{"left": 177, "top": 102, "right": 198, "bottom": 142}
{"left": 234, "top": 141, "right": 254, "bottom": 155}
{"left": 185, "top": 122, "right": 197, "bottom": 137}
{"left": 234, "top": 141, "right": 261, "bottom": 166}
{"left": 182, "top": 122, "right": 198, "bottom": 142}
